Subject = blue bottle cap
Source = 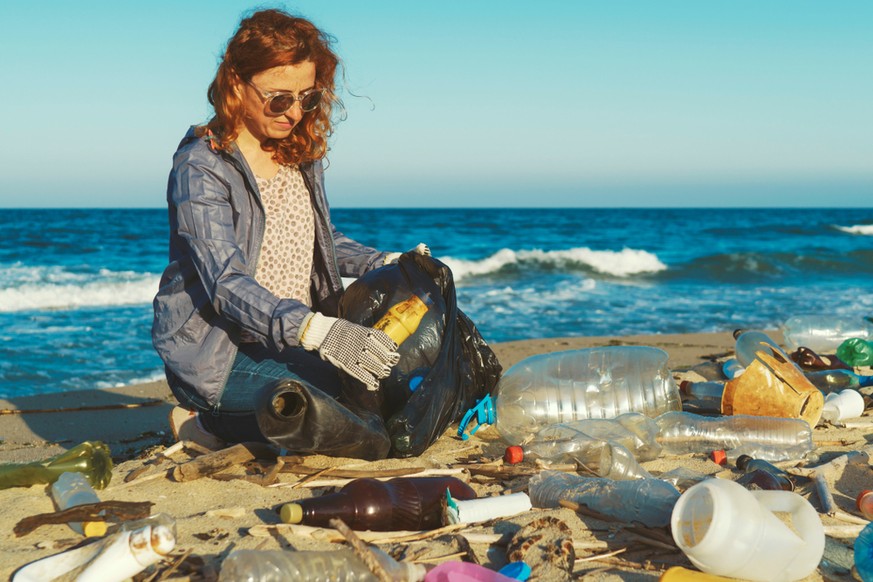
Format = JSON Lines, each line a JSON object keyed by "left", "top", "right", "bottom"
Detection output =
{"left": 498, "top": 561, "right": 531, "bottom": 581}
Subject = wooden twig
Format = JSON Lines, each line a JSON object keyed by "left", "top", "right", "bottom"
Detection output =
{"left": 0, "top": 400, "right": 164, "bottom": 415}
{"left": 247, "top": 522, "right": 467, "bottom": 544}
{"left": 824, "top": 524, "right": 867, "bottom": 538}
{"left": 290, "top": 465, "right": 334, "bottom": 489}
{"left": 14, "top": 501, "right": 153, "bottom": 537}
{"left": 280, "top": 463, "right": 425, "bottom": 479}
{"left": 172, "top": 442, "right": 273, "bottom": 482}
{"left": 330, "top": 518, "right": 391, "bottom": 582}
{"left": 270, "top": 468, "right": 468, "bottom": 489}
{"left": 575, "top": 547, "right": 627, "bottom": 563}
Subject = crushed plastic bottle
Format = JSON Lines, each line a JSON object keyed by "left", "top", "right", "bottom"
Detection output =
{"left": 790, "top": 347, "right": 851, "bottom": 371}
{"left": 494, "top": 346, "right": 681, "bottom": 445}
{"left": 502, "top": 413, "right": 661, "bottom": 480}
{"left": 735, "top": 455, "right": 794, "bottom": 491}
{"left": 12, "top": 515, "right": 176, "bottom": 582}
{"left": 528, "top": 469, "right": 680, "bottom": 528}
{"left": 781, "top": 315, "right": 873, "bottom": 353}
{"left": 51, "top": 472, "right": 106, "bottom": 537}
{"left": 804, "top": 369, "right": 873, "bottom": 393}
{"left": 279, "top": 476, "right": 477, "bottom": 531}
{"left": 837, "top": 338, "right": 873, "bottom": 368}
{"left": 0, "top": 441, "right": 112, "bottom": 490}
{"left": 655, "top": 411, "right": 814, "bottom": 462}
{"left": 219, "top": 548, "right": 426, "bottom": 582}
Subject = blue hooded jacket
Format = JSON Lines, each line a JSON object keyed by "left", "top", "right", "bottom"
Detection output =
{"left": 152, "top": 128, "right": 387, "bottom": 406}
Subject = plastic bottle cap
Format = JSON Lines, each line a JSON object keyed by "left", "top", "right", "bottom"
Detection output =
{"left": 504, "top": 446, "right": 524, "bottom": 465}
{"left": 857, "top": 490, "right": 873, "bottom": 512}
{"left": 279, "top": 503, "right": 303, "bottom": 524}
{"left": 82, "top": 520, "right": 108, "bottom": 538}
{"left": 499, "top": 561, "right": 532, "bottom": 580}
{"left": 409, "top": 375, "right": 424, "bottom": 391}
{"left": 710, "top": 450, "right": 727, "bottom": 466}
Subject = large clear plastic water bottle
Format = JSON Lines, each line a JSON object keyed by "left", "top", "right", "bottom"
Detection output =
{"left": 218, "top": 548, "right": 425, "bottom": 582}
{"left": 781, "top": 314, "right": 873, "bottom": 353}
{"left": 494, "top": 346, "right": 681, "bottom": 445}
{"left": 655, "top": 411, "right": 814, "bottom": 462}
{"left": 528, "top": 470, "right": 680, "bottom": 528}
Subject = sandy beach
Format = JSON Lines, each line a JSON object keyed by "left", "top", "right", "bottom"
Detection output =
{"left": 0, "top": 331, "right": 867, "bottom": 581}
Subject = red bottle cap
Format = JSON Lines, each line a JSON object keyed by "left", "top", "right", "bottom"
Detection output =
{"left": 710, "top": 449, "right": 727, "bottom": 466}
{"left": 856, "top": 490, "right": 873, "bottom": 512}
{"left": 504, "top": 446, "right": 524, "bottom": 464}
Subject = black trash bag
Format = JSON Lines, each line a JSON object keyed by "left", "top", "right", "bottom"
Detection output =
{"left": 255, "top": 377, "right": 391, "bottom": 460}
{"left": 338, "top": 253, "right": 502, "bottom": 457}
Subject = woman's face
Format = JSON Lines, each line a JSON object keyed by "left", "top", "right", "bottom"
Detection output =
{"left": 237, "top": 61, "right": 317, "bottom": 145}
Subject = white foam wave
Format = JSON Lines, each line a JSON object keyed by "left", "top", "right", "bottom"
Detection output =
{"left": 0, "top": 267, "right": 159, "bottom": 312}
{"left": 442, "top": 247, "right": 667, "bottom": 280}
{"left": 836, "top": 224, "right": 873, "bottom": 235}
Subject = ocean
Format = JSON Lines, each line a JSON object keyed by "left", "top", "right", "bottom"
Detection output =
{"left": 1, "top": 207, "right": 871, "bottom": 398}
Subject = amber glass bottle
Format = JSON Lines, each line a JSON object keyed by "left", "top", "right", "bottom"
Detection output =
{"left": 280, "top": 476, "right": 476, "bottom": 531}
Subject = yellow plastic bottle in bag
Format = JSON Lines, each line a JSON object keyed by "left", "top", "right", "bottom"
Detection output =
{"left": 373, "top": 292, "right": 433, "bottom": 345}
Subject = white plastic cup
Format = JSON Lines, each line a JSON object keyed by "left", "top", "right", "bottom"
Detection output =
{"left": 671, "top": 478, "right": 824, "bottom": 582}
{"left": 821, "top": 389, "right": 865, "bottom": 422}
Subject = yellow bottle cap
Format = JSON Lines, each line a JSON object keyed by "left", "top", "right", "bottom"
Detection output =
{"left": 280, "top": 503, "right": 303, "bottom": 524}
{"left": 82, "top": 520, "right": 108, "bottom": 538}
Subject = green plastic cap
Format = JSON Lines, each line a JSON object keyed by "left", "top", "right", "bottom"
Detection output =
{"left": 280, "top": 503, "right": 303, "bottom": 524}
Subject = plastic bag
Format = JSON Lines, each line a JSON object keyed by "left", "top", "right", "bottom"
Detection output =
{"left": 339, "top": 253, "right": 502, "bottom": 457}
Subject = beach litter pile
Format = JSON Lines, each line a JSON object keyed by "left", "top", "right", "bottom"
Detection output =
{"left": 3, "top": 317, "right": 873, "bottom": 580}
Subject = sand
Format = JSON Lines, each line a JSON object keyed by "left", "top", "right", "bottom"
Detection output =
{"left": 0, "top": 332, "right": 868, "bottom": 581}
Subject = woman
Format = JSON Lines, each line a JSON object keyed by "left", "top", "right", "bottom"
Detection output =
{"left": 152, "top": 9, "right": 427, "bottom": 449}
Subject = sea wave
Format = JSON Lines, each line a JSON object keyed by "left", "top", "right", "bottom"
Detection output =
{"left": 0, "top": 265, "right": 158, "bottom": 312}
{"left": 836, "top": 224, "right": 873, "bottom": 235}
{"left": 442, "top": 247, "right": 668, "bottom": 280}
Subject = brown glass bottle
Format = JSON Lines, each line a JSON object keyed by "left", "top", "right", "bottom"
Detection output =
{"left": 735, "top": 455, "right": 794, "bottom": 491}
{"left": 280, "top": 476, "right": 477, "bottom": 531}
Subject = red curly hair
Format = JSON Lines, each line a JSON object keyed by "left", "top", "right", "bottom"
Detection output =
{"left": 199, "top": 9, "right": 340, "bottom": 165}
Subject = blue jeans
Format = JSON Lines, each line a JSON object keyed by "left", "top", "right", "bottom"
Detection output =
{"left": 173, "top": 343, "right": 342, "bottom": 443}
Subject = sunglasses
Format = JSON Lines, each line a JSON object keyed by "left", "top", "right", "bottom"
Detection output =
{"left": 247, "top": 81, "right": 324, "bottom": 115}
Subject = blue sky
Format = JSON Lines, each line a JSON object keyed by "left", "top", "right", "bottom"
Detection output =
{"left": 1, "top": 1, "right": 871, "bottom": 208}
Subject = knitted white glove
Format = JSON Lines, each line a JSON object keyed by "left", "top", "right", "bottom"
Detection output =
{"left": 382, "top": 242, "right": 431, "bottom": 266}
{"left": 298, "top": 312, "right": 400, "bottom": 391}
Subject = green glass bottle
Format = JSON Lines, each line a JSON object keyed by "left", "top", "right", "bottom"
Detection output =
{"left": 0, "top": 441, "right": 112, "bottom": 490}
{"left": 837, "top": 338, "right": 873, "bottom": 367}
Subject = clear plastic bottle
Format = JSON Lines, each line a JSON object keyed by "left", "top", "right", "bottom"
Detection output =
{"left": 854, "top": 522, "right": 873, "bottom": 581}
{"left": 218, "top": 548, "right": 426, "bottom": 582}
{"left": 51, "top": 471, "right": 106, "bottom": 537}
{"left": 837, "top": 338, "right": 873, "bottom": 367}
{"left": 503, "top": 413, "right": 661, "bottom": 480}
{"left": 528, "top": 469, "right": 680, "bottom": 528}
{"left": 722, "top": 359, "right": 745, "bottom": 379}
{"left": 494, "top": 346, "right": 681, "bottom": 445}
{"left": 655, "top": 411, "right": 814, "bottom": 462}
{"left": 679, "top": 381, "right": 725, "bottom": 401}
{"left": 733, "top": 329, "right": 792, "bottom": 368}
{"left": 781, "top": 315, "right": 873, "bottom": 353}
{"left": 279, "top": 476, "right": 477, "bottom": 531}
{"left": 373, "top": 291, "right": 434, "bottom": 345}
{"left": 804, "top": 369, "right": 873, "bottom": 393}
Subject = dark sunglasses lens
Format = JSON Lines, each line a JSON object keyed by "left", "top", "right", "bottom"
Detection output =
{"left": 267, "top": 94, "right": 295, "bottom": 114}
{"left": 301, "top": 91, "right": 322, "bottom": 111}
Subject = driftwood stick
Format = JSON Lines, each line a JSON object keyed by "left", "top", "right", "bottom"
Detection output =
{"left": 0, "top": 400, "right": 164, "bottom": 415}
{"left": 281, "top": 463, "right": 425, "bottom": 479}
{"left": 172, "top": 442, "right": 274, "bottom": 482}
{"left": 330, "top": 518, "right": 392, "bottom": 582}
{"left": 14, "top": 501, "right": 153, "bottom": 537}
{"left": 824, "top": 524, "right": 867, "bottom": 538}
{"left": 271, "top": 468, "right": 468, "bottom": 489}
{"left": 455, "top": 463, "right": 577, "bottom": 479}
{"left": 248, "top": 522, "right": 468, "bottom": 544}
{"left": 789, "top": 446, "right": 873, "bottom": 479}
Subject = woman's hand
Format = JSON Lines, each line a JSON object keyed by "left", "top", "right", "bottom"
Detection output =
{"left": 298, "top": 313, "right": 400, "bottom": 390}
